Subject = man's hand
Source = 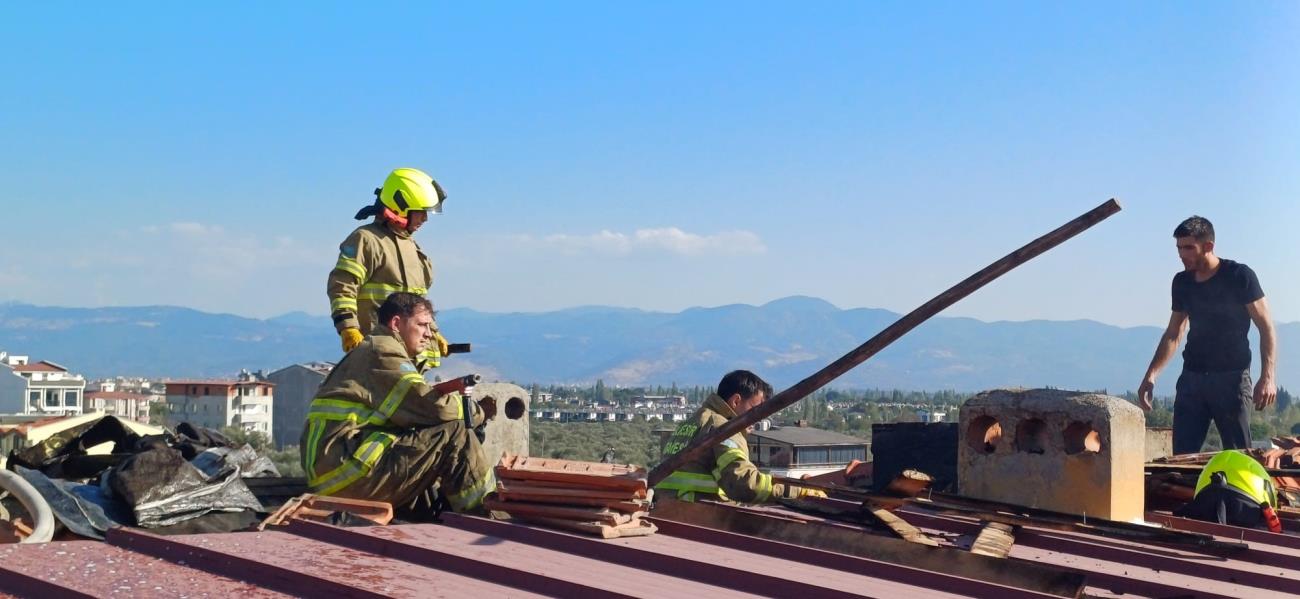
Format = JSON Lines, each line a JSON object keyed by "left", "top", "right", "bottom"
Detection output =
{"left": 340, "top": 328, "right": 364, "bottom": 352}
{"left": 1136, "top": 376, "right": 1156, "bottom": 411}
{"left": 1254, "top": 376, "right": 1277, "bottom": 410}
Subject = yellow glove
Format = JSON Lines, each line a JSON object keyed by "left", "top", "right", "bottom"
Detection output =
{"left": 340, "top": 328, "right": 364, "bottom": 352}
{"left": 790, "top": 486, "right": 828, "bottom": 499}
{"left": 432, "top": 329, "right": 449, "bottom": 357}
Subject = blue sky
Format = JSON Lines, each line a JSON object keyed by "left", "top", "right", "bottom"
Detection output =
{"left": 1, "top": 2, "right": 1297, "bottom": 328}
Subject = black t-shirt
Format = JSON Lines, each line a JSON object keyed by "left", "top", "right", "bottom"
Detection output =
{"left": 1171, "top": 259, "right": 1264, "bottom": 372}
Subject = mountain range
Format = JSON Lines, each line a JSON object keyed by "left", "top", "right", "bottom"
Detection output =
{"left": 1, "top": 297, "right": 1293, "bottom": 395}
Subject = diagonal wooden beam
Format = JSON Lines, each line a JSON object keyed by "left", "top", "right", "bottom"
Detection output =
{"left": 649, "top": 199, "right": 1123, "bottom": 487}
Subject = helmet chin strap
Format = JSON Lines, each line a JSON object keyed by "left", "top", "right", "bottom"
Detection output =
{"left": 382, "top": 207, "right": 410, "bottom": 230}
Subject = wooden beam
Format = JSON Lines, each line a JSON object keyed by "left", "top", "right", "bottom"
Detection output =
{"left": 868, "top": 506, "right": 940, "bottom": 546}
{"left": 649, "top": 199, "right": 1122, "bottom": 487}
{"left": 970, "top": 521, "right": 1017, "bottom": 558}
{"left": 1146, "top": 463, "right": 1300, "bottom": 477}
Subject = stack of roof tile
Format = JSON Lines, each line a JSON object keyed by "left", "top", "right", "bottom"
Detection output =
{"left": 1262, "top": 436, "right": 1300, "bottom": 507}
{"left": 488, "top": 454, "right": 656, "bottom": 538}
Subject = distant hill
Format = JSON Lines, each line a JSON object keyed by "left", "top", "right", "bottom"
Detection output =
{"left": 1, "top": 298, "right": 1294, "bottom": 395}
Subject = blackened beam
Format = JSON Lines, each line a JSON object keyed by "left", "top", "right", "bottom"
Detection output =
{"left": 650, "top": 498, "right": 1085, "bottom": 598}
{"left": 1146, "top": 511, "right": 1300, "bottom": 553}
{"left": 1146, "top": 463, "right": 1300, "bottom": 477}
{"left": 892, "top": 508, "right": 1300, "bottom": 596}
{"left": 648, "top": 199, "right": 1122, "bottom": 487}
{"left": 777, "top": 477, "right": 1245, "bottom": 555}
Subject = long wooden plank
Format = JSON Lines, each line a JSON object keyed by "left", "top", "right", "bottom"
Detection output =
{"left": 649, "top": 199, "right": 1123, "bottom": 487}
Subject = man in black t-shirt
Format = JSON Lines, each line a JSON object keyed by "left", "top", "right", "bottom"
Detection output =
{"left": 1138, "top": 216, "right": 1277, "bottom": 454}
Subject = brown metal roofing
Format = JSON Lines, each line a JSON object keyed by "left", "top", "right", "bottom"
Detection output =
{"left": 1, "top": 498, "right": 1298, "bottom": 598}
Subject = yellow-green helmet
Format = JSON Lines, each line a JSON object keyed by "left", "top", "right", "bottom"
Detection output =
{"left": 378, "top": 168, "right": 447, "bottom": 216}
{"left": 1195, "top": 450, "right": 1278, "bottom": 508}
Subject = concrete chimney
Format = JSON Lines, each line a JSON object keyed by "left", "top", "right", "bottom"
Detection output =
{"left": 958, "top": 388, "right": 1145, "bottom": 523}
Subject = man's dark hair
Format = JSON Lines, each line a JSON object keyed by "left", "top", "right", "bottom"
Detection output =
{"left": 1174, "top": 216, "right": 1215, "bottom": 243}
{"left": 717, "top": 370, "right": 773, "bottom": 402}
{"left": 377, "top": 292, "right": 433, "bottom": 326}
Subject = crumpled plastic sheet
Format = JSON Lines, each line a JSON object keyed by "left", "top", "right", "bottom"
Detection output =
{"left": 110, "top": 448, "right": 263, "bottom": 528}
{"left": 190, "top": 444, "right": 281, "bottom": 479}
{"left": 14, "top": 466, "right": 132, "bottom": 540}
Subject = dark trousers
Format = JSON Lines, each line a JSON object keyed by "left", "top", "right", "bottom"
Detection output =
{"left": 1173, "top": 369, "right": 1252, "bottom": 455}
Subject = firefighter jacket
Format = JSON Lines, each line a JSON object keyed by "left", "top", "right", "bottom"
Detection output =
{"left": 328, "top": 222, "right": 441, "bottom": 367}
{"left": 301, "top": 325, "right": 484, "bottom": 498}
{"left": 654, "top": 394, "right": 786, "bottom": 503}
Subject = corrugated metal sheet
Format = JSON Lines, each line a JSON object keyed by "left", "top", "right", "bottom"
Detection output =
{"left": 1, "top": 500, "right": 1297, "bottom": 598}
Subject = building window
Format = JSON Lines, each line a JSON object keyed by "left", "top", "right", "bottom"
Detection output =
{"left": 828, "top": 446, "right": 867, "bottom": 464}
{"left": 795, "top": 446, "right": 830, "bottom": 465}
{"left": 28, "top": 391, "right": 41, "bottom": 407}
{"left": 64, "top": 390, "right": 79, "bottom": 406}
{"left": 44, "top": 389, "right": 61, "bottom": 409}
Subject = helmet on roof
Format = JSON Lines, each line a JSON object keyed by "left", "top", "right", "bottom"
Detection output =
{"left": 1175, "top": 449, "right": 1280, "bottom": 532}
{"left": 1194, "top": 450, "right": 1277, "bottom": 508}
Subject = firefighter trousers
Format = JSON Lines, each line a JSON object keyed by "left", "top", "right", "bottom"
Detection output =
{"left": 331, "top": 420, "right": 496, "bottom": 513}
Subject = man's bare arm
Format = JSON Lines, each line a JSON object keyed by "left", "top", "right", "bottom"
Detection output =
{"left": 1138, "top": 311, "right": 1187, "bottom": 411}
{"left": 1247, "top": 297, "right": 1277, "bottom": 410}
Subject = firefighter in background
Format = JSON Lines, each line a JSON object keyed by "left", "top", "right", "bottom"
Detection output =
{"left": 655, "top": 369, "right": 828, "bottom": 503}
{"left": 1175, "top": 449, "right": 1282, "bottom": 532}
{"left": 328, "top": 167, "right": 449, "bottom": 369}
{"left": 301, "top": 292, "right": 495, "bottom": 513}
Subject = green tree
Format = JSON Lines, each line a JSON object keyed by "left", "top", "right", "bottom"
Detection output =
{"left": 220, "top": 427, "right": 271, "bottom": 452}
{"left": 149, "top": 401, "right": 171, "bottom": 425}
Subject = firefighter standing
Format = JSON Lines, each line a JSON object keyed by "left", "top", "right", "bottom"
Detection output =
{"left": 655, "top": 370, "right": 826, "bottom": 503}
{"left": 328, "top": 167, "right": 449, "bottom": 369}
{"left": 301, "top": 292, "right": 495, "bottom": 512}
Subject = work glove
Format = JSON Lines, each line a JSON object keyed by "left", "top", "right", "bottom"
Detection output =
{"left": 797, "top": 487, "right": 829, "bottom": 499}
{"left": 431, "top": 329, "right": 449, "bottom": 357}
{"left": 780, "top": 485, "right": 828, "bottom": 500}
{"left": 795, "top": 485, "right": 826, "bottom": 498}
{"left": 340, "top": 327, "right": 364, "bottom": 352}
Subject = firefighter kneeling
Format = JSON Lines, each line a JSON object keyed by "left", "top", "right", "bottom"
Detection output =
{"left": 655, "top": 370, "right": 826, "bottom": 503}
{"left": 300, "top": 292, "right": 495, "bottom": 513}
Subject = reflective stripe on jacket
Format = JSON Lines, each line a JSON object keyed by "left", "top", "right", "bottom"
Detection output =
{"left": 301, "top": 326, "right": 480, "bottom": 495}
{"left": 654, "top": 394, "right": 782, "bottom": 503}
{"left": 327, "top": 223, "right": 440, "bottom": 366}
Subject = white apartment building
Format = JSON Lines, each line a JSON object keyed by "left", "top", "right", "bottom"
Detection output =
{"left": 164, "top": 372, "right": 274, "bottom": 436}
{"left": 0, "top": 353, "right": 86, "bottom": 416}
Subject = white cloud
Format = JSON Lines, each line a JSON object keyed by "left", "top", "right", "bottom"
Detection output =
{"left": 518, "top": 227, "right": 766, "bottom": 256}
